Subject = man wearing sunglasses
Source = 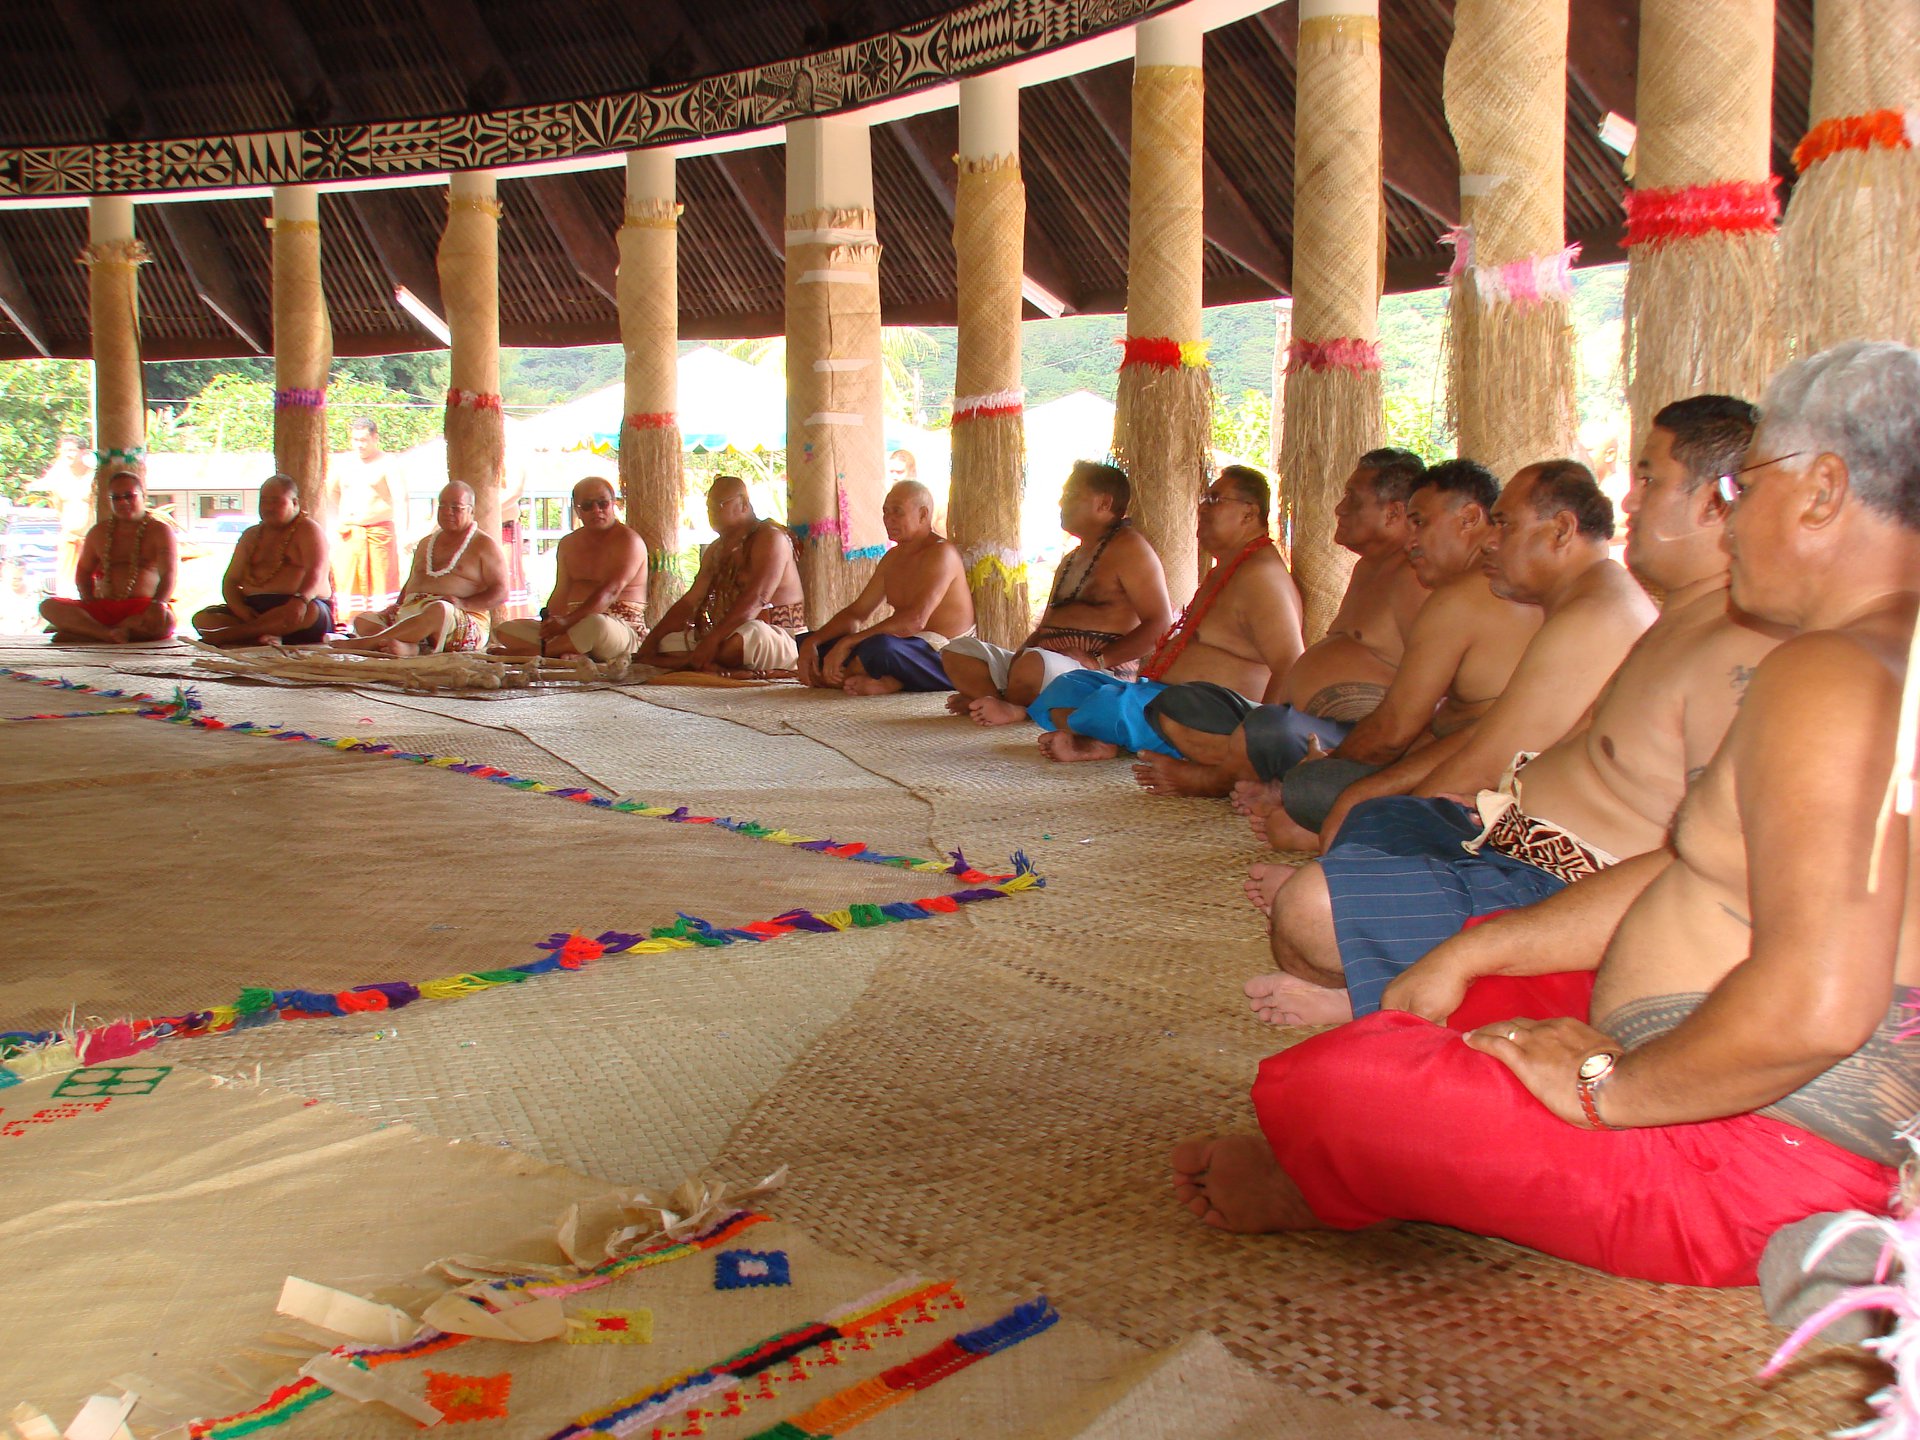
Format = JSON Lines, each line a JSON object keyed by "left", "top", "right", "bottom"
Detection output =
{"left": 1175, "top": 340, "right": 1920, "bottom": 1291}
{"left": 333, "top": 481, "right": 506, "bottom": 655}
{"left": 495, "top": 478, "right": 650, "bottom": 662}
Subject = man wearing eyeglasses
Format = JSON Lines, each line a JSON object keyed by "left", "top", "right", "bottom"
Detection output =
{"left": 332, "top": 481, "right": 506, "bottom": 656}
{"left": 38, "top": 471, "right": 178, "bottom": 644}
{"left": 1173, "top": 341, "right": 1920, "bottom": 1290}
{"left": 495, "top": 478, "right": 650, "bottom": 662}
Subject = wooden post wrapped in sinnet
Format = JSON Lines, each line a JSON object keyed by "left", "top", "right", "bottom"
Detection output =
{"left": 82, "top": 234, "right": 148, "bottom": 520}
{"left": 948, "top": 155, "right": 1030, "bottom": 648}
{"left": 1624, "top": 0, "right": 1782, "bottom": 453}
{"left": 1112, "top": 63, "right": 1211, "bottom": 606}
{"left": 271, "top": 198, "right": 333, "bottom": 519}
{"left": 785, "top": 208, "right": 885, "bottom": 625}
{"left": 1443, "top": 0, "right": 1577, "bottom": 481}
{"left": 1780, "top": 0, "right": 1920, "bottom": 351}
{"left": 1282, "top": 5, "right": 1385, "bottom": 643}
{"left": 618, "top": 197, "right": 687, "bottom": 623}
{"left": 438, "top": 181, "right": 506, "bottom": 537}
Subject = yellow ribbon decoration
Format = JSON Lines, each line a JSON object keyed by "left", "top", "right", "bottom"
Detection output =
{"left": 965, "top": 554, "right": 1029, "bottom": 595}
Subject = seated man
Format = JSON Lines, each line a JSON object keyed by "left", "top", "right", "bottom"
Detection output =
{"left": 332, "top": 482, "right": 506, "bottom": 655}
{"left": 1031, "top": 466, "right": 1304, "bottom": 763}
{"left": 40, "top": 471, "right": 178, "bottom": 643}
{"left": 636, "top": 475, "right": 806, "bottom": 674}
{"left": 1250, "top": 459, "right": 1657, "bottom": 854}
{"left": 1251, "top": 396, "right": 1784, "bottom": 1027}
{"left": 495, "top": 478, "right": 649, "bottom": 661}
{"left": 1173, "top": 341, "right": 1920, "bottom": 1289}
{"left": 798, "top": 481, "right": 975, "bottom": 695}
{"left": 191, "top": 475, "right": 333, "bottom": 646}
{"left": 943, "top": 460, "right": 1173, "bottom": 723}
{"left": 1135, "top": 448, "right": 1429, "bottom": 794}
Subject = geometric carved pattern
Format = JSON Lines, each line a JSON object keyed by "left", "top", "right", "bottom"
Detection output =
{"left": 0, "top": 0, "right": 1173, "bottom": 202}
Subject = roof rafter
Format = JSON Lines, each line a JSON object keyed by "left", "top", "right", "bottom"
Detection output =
{"left": 50, "top": 0, "right": 152, "bottom": 141}
{"left": 236, "top": 0, "right": 339, "bottom": 128}
{"left": 154, "top": 206, "right": 269, "bottom": 354}
{"left": 714, "top": 149, "right": 791, "bottom": 265}
{"left": 0, "top": 229, "right": 53, "bottom": 358}
{"left": 347, "top": 191, "right": 447, "bottom": 334}
{"left": 412, "top": 0, "right": 522, "bottom": 113}
{"left": 523, "top": 175, "right": 619, "bottom": 303}
{"left": 1567, "top": 0, "right": 1638, "bottom": 120}
{"left": 1069, "top": 64, "right": 1293, "bottom": 294}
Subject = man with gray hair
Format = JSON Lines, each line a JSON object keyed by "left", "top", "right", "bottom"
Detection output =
{"left": 1172, "top": 341, "right": 1920, "bottom": 1289}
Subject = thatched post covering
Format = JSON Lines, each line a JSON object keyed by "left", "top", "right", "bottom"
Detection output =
{"left": 1443, "top": 0, "right": 1577, "bottom": 481}
{"left": 786, "top": 116, "right": 885, "bottom": 624}
{"left": 1112, "top": 13, "right": 1211, "bottom": 606}
{"left": 1281, "top": 0, "right": 1385, "bottom": 643}
{"left": 1624, "top": 0, "right": 1781, "bottom": 452}
{"left": 1779, "top": 0, "right": 1920, "bottom": 350}
{"left": 271, "top": 186, "right": 332, "bottom": 518}
{"left": 82, "top": 197, "right": 147, "bottom": 520}
{"left": 947, "top": 74, "right": 1030, "bottom": 648}
{"left": 619, "top": 150, "right": 686, "bottom": 623}
{"left": 438, "top": 171, "right": 505, "bottom": 537}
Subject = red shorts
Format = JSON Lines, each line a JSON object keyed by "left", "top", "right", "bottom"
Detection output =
{"left": 77, "top": 598, "right": 157, "bottom": 627}
{"left": 1252, "top": 974, "right": 1898, "bottom": 1286}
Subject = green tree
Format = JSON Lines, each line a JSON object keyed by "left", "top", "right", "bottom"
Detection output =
{"left": 0, "top": 359, "right": 93, "bottom": 504}
{"left": 155, "top": 371, "right": 444, "bottom": 455}
{"left": 1211, "top": 389, "right": 1273, "bottom": 467}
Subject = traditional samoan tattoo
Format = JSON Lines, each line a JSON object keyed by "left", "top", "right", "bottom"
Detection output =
{"left": 1599, "top": 986, "right": 1920, "bottom": 1167}
{"left": 1305, "top": 681, "right": 1387, "bottom": 723}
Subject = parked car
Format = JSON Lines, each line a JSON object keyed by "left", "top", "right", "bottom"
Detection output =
{"left": 1, "top": 510, "right": 60, "bottom": 593}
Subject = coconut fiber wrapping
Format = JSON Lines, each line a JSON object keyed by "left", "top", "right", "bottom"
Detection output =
{"left": 272, "top": 219, "right": 333, "bottom": 517}
{"left": 1444, "top": 0, "right": 1576, "bottom": 479}
{"left": 438, "top": 191, "right": 505, "bottom": 535}
{"left": 949, "top": 157, "right": 1031, "bottom": 647}
{"left": 1623, "top": 0, "right": 1781, "bottom": 453}
{"left": 84, "top": 238, "right": 147, "bottom": 521}
{"left": 1115, "top": 65, "right": 1210, "bottom": 603}
{"left": 620, "top": 200, "right": 688, "bottom": 621}
{"left": 1780, "top": 0, "right": 1920, "bottom": 351}
{"left": 1284, "top": 9, "right": 1383, "bottom": 643}
{"left": 786, "top": 207, "right": 884, "bottom": 624}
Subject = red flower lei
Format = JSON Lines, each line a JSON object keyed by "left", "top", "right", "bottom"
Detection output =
{"left": 1141, "top": 535, "right": 1273, "bottom": 682}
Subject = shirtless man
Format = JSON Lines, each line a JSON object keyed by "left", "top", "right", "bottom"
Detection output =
{"left": 494, "top": 478, "right": 649, "bottom": 661}
{"left": 637, "top": 475, "right": 807, "bottom": 673}
{"left": 798, "top": 481, "right": 976, "bottom": 695}
{"left": 332, "top": 482, "right": 506, "bottom": 655}
{"left": 39, "top": 472, "right": 178, "bottom": 643}
{"left": 942, "top": 461, "right": 1173, "bottom": 723}
{"left": 1031, "top": 466, "right": 1304, "bottom": 763}
{"left": 33, "top": 435, "right": 95, "bottom": 591}
{"left": 329, "top": 417, "right": 400, "bottom": 622}
{"left": 191, "top": 476, "right": 334, "bottom": 646}
{"left": 1172, "top": 340, "right": 1920, "bottom": 1290}
{"left": 1251, "top": 397, "right": 1784, "bottom": 1027}
{"left": 1133, "top": 448, "right": 1429, "bottom": 794}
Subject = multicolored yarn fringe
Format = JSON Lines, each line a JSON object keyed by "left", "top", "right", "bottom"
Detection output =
{"left": 547, "top": 1275, "right": 959, "bottom": 1440}
{"left": 185, "top": 1210, "right": 768, "bottom": 1439}
{"left": 0, "top": 667, "right": 1044, "bottom": 1062}
{"left": 271, "top": 388, "right": 326, "bottom": 410}
{"left": 1623, "top": 178, "right": 1780, "bottom": 248}
{"left": 950, "top": 388, "right": 1024, "bottom": 424}
{"left": 1286, "top": 337, "right": 1383, "bottom": 374}
{"left": 746, "top": 1296, "right": 1058, "bottom": 1440}
{"left": 1444, "top": 230, "right": 1581, "bottom": 308}
{"left": 626, "top": 411, "right": 677, "bottom": 430}
{"left": 788, "top": 516, "right": 886, "bottom": 563}
{"left": 446, "top": 388, "right": 505, "bottom": 412}
{"left": 1117, "top": 336, "right": 1210, "bottom": 370}
{"left": 0, "top": 705, "right": 158, "bottom": 723}
{"left": 1795, "top": 108, "right": 1919, "bottom": 173}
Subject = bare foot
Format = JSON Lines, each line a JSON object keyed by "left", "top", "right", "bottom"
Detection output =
{"left": 1131, "top": 753, "right": 1229, "bottom": 797}
{"left": 945, "top": 692, "right": 973, "bottom": 715}
{"left": 1244, "top": 971, "right": 1354, "bottom": 1027}
{"left": 1242, "top": 861, "right": 1298, "bottom": 916}
{"left": 970, "top": 695, "right": 1029, "bottom": 727}
{"left": 1253, "top": 807, "right": 1321, "bottom": 853}
{"left": 1038, "top": 730, "right": 1120, "bottom": 763}
{"left": 1170, "top": 1133, "right": 1319, "bottom": 1232}
{"left": 1230, "top": 778, "right": 1285, "bottom": 819}
{"left": 843, "top": 675, "right": 905, "bottom": 696}
{"left": 106, "top": 626, "right": 131, "bottom": 645}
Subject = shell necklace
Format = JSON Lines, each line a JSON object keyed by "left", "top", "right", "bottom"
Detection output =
{"left": 424, "top": 524, "right": 477, "bottom": 578}
{"left": 104, "top": 513, "right": 150, "bottom": 598}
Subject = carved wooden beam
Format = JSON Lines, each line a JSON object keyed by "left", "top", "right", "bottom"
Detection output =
{"left": 0, "top": 228, "right": 53, "bottom": 358}
{"left": 236, "top": 0, "right": 337, "bottom": 127}
{"left": 155, "top": 204, "right": 269, "bottom": 355}
{"left": 51, "top": 0, "right": 151, "bottom": 140}
{"left": 1070, "top": 64, "right": 1292, "bottom": 293}
{"left": 524, "top": 175, "right": 619, "bottom": 303}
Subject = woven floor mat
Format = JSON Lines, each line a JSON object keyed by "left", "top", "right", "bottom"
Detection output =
{"left": 0, "top": 714, "right": 971, "bottom": 1034}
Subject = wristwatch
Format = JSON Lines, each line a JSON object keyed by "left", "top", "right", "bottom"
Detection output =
{"left": 1575, "top": 1050, "right": 1622, "bottom": 1131}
